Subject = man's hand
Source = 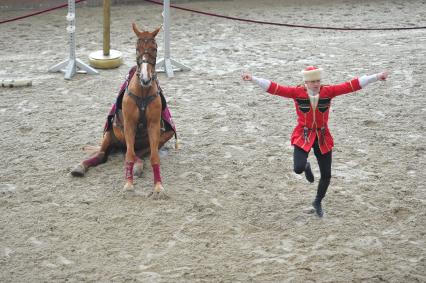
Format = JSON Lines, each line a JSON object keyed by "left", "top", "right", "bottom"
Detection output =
{"left": 378, "top": 71, "right": 388, "bottom": 81}
{"left": 241, "top": 73, "right": 252, "bottom": 81}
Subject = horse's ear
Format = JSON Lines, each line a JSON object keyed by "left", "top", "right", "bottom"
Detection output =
{"left": 151, "top": 25, "right": 162, "bottom": 38}
{"left": 132, "top": 22, "right": 142, "bottom": 37}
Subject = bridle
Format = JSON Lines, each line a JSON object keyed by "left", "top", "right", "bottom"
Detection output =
{"left": 136, "top": 37, "right": 158, "bottom": 85}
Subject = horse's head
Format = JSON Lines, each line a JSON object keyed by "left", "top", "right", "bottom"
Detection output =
{"left": 132, "top": 22, "right": 161, "bottom": 88}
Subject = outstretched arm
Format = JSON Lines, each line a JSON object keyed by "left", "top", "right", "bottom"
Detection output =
{"left": 242, "top": 73, "right": 271, "bottom": 90}
{"left": 359, "top": 71, "right": 388, "bottom": 88}
{"left": 241, "top": 72, "right": 297, "bottom": 98}
{"left": 329, "top": 71, "right": 389, "bottom": 97}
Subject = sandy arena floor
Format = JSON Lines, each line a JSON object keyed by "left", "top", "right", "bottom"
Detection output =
{"left": 1, "top": 0, "right": 425, "bottom": 282}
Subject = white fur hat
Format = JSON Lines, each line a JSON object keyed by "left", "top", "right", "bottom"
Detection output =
{"left": 301, "top": 66, "right": 323, "bottom": 81}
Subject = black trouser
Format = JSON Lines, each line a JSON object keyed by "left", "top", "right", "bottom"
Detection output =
{"left": 293, "top": 139, "right": 332, "bottom": 202}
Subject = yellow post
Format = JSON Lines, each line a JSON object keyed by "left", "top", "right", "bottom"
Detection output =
{"left": 103, "top": 0, "right": 110, "bottom": 56}
{"left": 89, "top": 0, "right": 122, "bottom": 69}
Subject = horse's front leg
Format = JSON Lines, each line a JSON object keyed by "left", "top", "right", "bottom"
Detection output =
{"left": 123, "top": 125, "right": 137, "bottom": 190}
{"left": 122, "top": 103, "right": 139, "bottom": 191}
{"left": 146, "top": 109, "right": 167, "bottom": 199}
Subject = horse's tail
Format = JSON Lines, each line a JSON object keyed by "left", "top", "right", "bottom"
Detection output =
{"left": 174, "top": 133, "right": 179, "bottom": 150}
{"left": 81, "top": 144, "right": 101, "bottom": 153}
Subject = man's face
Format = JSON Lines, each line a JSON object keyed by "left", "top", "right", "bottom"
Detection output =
{"left": 305, "top": 80, "right": 321, "bottom": 93}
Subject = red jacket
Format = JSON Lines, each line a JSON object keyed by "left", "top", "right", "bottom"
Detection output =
{"left": 267, "top": 79, "right": 361, "bottom": 154}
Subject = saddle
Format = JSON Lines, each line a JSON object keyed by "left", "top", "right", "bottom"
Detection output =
{"left": 104, "top": 66, "right": 177, "bottom": 148}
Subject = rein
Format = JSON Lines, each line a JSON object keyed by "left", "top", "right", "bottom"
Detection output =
{"left": 129, "top": 35, "right": 160, "bottom": 131}
{"left": 135, "top": 37, "right": 158, "bottom": 78}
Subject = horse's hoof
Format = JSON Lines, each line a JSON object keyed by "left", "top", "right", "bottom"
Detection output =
{"left": 134, "top": 159, "right": 144, "bottom": 177}
{"left": 70, "top": 163, "right": 86, "bottom": 177}
{"left": 147, "top": 183, "right": 169, "bottom": 200}
{"left": 123, "top": 182, "right": 135, "bottom": 191}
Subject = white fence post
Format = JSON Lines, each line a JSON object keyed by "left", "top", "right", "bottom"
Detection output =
{"left": 49, "top": 0, "right": 99, "bottom": 80}
{"left": 156, "top": 0, "right": 190, "bottom": 78}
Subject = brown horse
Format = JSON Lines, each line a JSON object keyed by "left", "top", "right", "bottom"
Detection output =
{"left": 71, "top": 23, "right": 175, "bottom": 198}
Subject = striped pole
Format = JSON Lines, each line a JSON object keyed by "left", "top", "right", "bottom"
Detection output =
{"left": 156, "top": 0, "right": 190, "bottom": 77}
{"left": 49, "top": 0, "right": 99, "bottom": 80}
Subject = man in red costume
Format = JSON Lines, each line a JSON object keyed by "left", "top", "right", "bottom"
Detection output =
{"left": 242, "top": 66, "right": 388, "bottom": 217}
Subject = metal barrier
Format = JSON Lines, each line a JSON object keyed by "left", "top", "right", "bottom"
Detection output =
{"left": 48, "top": 0, "right": 99, "bottom": 80}
{"left": 155, "top": 0, "right": 190, "bottom": 78}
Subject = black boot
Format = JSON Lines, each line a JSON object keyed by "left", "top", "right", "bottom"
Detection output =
{"left": 304, "top": 162, "right": 314, "bottom": 183}
{"left": 312, "top": 199, "right": 324, "bottom": 217}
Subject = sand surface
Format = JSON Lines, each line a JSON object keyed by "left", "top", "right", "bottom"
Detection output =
{"left": 1, "top": 0, "right": 425, "bottom": 282}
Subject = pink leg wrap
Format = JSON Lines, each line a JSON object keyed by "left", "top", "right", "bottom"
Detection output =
{"left": 83, "top": 153, "right": 105, "bottom": 168}
{"left": 152, "top": 164, "right": 162, "bottom": 184}
{"left": 125, "top": 161, "right": 134, "bottom": 182}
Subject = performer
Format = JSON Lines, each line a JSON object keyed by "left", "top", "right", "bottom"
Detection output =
{"left": 242, "top": 66, "right": 388, "bottom": 217}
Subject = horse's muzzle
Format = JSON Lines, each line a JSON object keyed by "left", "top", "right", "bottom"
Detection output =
{"left": 140, "top": 77, "right": 152, "bottom": 87}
